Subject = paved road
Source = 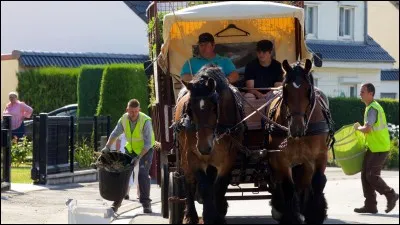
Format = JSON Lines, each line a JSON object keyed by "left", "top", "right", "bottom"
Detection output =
{"left": 1, "top": 182, "right": 160, "bottom": 224}
{"left": 122, "top": 168, "right": 400, "bottom": 224}
{"left": 1, "top": 168, "right": 398, "bottom": 224}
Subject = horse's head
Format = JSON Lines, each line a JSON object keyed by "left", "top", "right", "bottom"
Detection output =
{"left": 182, "top": 67, "right": 221, "bottom": 155}
{"left": 282, "top": 59, "right": 315, "bottom": 138}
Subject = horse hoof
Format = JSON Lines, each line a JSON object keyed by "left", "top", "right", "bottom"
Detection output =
{"left": 183, "top": 217, "right": 199, "bottom": 224}
{"left": 297, "top": 213, "right": 305, "bottom": 224}
{"left": 271, "top": 206, "right": 282, "bottom": 221}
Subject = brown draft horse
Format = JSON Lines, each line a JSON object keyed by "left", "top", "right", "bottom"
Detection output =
{"left": 265, "top": 59, "right": 334, "bottom": 224}
{"left": 173, "top": 64, "right": 245, "bottom": 224}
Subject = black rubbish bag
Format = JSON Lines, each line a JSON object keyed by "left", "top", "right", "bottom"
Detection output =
{"left": 97, "top": 151, "right": 134, "bottom": 201}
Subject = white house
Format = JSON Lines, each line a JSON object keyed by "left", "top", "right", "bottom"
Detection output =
{"left": 304, "top": 1, "right": 399, "bottom": 99}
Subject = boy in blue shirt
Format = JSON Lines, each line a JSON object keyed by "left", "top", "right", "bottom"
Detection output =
{"left": 180, "top": 32, "right": 239, "bottom": 84}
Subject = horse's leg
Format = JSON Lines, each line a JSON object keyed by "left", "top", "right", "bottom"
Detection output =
{"left": 270, "top": 180, "right": 285, "bottom": 221}
{"left": 183, "top": 180, "right": 199, "bottom": 224}
{"left": 292, "top": 162, "right": 316, "bottom": 223}
{"left": 292, "top": 165, "right": 309, "bottom": 215}
{"left": 196, "top": 167, "right": 218, "bottom": 224}
{"left": 304, "top": 156, "right": 328, "bottom": 224}
{"left": 278, "top": 168, "right": 304, "bottom": 224}
{"left": 214, "top": 174, "right": 231, "bottom": 224}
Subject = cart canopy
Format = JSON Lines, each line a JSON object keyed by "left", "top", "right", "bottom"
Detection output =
{"left": 159, "top": 1, "right": 312, "bottom": 78}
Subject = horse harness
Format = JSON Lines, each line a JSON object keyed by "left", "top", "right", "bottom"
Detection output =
{"left": 266, "top": 89, "right": 336, "bottom": 157}
{"left": 171, "top": 86, "right": 248, "bottom": 156}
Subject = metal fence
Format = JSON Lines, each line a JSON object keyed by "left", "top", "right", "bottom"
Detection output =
{"left": 31, "top": 114, "right": 110, "bottom": 184}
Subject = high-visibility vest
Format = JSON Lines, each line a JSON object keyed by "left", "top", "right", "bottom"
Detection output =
{"left": 364, "top": 101, "right": 390, "bottom": 152}
{"left": 120, "top": 112, "right": 155, "bottom": 155}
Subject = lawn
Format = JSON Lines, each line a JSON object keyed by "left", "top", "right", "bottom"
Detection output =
{"left": 11, "top": 164, "right": 32, "bottom": 184}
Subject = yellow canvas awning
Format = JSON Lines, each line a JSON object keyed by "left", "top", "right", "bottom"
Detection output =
{"left": 159, "top": 1, "right": 312, "bottom": 77}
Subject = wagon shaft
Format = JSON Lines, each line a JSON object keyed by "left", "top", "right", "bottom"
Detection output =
{"left": 168, "top": 196, "right": 187, "bottom": 203}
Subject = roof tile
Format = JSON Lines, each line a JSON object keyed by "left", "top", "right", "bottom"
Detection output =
{"left": 381, "top": 69, "right": 399, "bottom": 81}
{"left": 12, "top": 50, "right": 149, "bottom": 68}
{"left": 306, "top": 35, "right": 395, "bottom": 63}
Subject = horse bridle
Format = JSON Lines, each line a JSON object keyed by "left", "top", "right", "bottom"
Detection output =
{"left": 189, "top": 91, "right": 220, "bottom": 132}
{"left": 283, "top": 68, "right": 316, "bottom": 133}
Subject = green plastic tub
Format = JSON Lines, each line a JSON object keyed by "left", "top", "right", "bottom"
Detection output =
{"left": 333, "top": 124, "right": 366, "bottom": 175}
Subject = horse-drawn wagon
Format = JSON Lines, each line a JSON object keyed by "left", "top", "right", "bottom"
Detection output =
{"left": 146, "top": 1, "right": 333, "bottom": 224}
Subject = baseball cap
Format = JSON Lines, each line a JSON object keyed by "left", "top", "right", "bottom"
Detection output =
{"left": 256, "top": 40, "right": 273, "bottom": 52}
{"left": 198, "top": 32, "right": 215, "bottom": 44}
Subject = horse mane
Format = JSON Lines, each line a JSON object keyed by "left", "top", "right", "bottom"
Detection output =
{"left": 192, "top": 63, "right": 230, "bottom": 92}
{"left": 197, "top": 64, "right": 246, "bottom": 124}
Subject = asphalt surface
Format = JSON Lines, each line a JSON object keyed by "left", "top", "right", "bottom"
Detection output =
{"left": 1, "top": 168, "right": 399, "bottom": 224}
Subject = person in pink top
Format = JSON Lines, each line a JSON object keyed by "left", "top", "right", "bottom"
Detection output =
{"left": 3, "top": 91, "right": 33, "bottom": 139}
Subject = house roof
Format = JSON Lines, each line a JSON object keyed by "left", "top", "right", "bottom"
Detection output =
{"left": 10, "top": 50, "right": 149, "bottom": 68}
{"left": 306, "top": 35, "right": 396, "bottom": 63}
{"left": 381, "top": 69, "right": 399, "bottom": 81}
{"left": 124, "top": 1, "right": 151, "bottom": 23}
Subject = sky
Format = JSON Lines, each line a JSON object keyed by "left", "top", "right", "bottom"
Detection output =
{"left": 1, "top": 1, "right": 149, "bottom": 54}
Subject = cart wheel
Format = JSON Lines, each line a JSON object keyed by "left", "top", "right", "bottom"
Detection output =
{"left": 161, "top": 163, "right": 169, "bottom": 218}
{"left": 168, "top": 172, "right": 184, "bottom": 224}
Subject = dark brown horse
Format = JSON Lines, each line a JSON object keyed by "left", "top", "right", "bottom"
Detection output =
{"left": 265, "top": 59, "right": 334, "bottom": 224}
{"left": 173, "top": 64, "right": 245, "bottom": 224}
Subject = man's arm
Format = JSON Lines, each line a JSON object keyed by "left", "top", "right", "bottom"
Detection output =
{"left": 181, "top": 74, "right": 193, "bottom": 82}
{"left": 227, "top": 71, "right": 239, "bottom": 84}
{"left": 356, "top": 124, "right": 373, "bottom": 134}
{"left": 139, "top": 120, "right": 153, "bottom": 158}
{"left": 104, "top": 119, "right": 124, "bottom": 149}
{"left": 244, "top": 62, "right": 263, "bottom": 98}
{"left": 246, "top": 80, "right": 264, "bottom": 99}
{"left": 224, "top": 58, "right": 239, "bottom": 84}
{"left": 180, "top": 59, "right": 194, "bottom": 82}
{"left": 273, "top": 62, "right": 284, "bottom": 87}
{"left": 355, "top": 108, "right": 377, "bottom": 134}
{"left": 115, "top": 138, "right": 121, "bottom": 152}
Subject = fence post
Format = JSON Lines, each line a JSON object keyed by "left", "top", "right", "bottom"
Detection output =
{"left": 38, "top": 113, "right": 48, "bottom": 184}
{"left": 70, "top": 116, "right": 75, "bottom": 173}
{"left": 106, "top": 115, "right": 111, "bottom": 139}
{"left": 2, "top": 115, "right": 12, "bottom": 189}
{"left": 31, "top": 115, "right": 39, "bottom": 183}
{"left": 94, "top": 116, "right": 98, "bottom": 152}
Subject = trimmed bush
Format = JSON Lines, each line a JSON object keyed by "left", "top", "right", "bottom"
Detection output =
{"left": 16, "top": 67, "right": 80, "bottom": 113}
{"left": 386, "top": 138, "right": 399, "bottom": 169}
{"left": 96, "top": 64, "right": 149, "bottom": 128}
{"left": 77, "top": 65, "right": 105, "bottom": 117}
{"left": 11, "top": 136, "right": 32, "bottom": 167}
{"left": 74, "top": 138, "right": 97, "bottom": 170}
{"left": 329, "top": 97, "right": 399, "bottom": 131}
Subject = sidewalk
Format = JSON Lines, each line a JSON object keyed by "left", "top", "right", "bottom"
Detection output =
{"left": 1, "top": 181, "right": 161, "bottom": 224}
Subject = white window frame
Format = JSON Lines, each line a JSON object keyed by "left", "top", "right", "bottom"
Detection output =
{"left": 338, "top": 6, "right": 355, "bottom": 40}
{"left": 380, "top": 93, "right": 397, "bottom": 99}
{"left": 349, "top": 85, "right": 357, "bottom": 98}
{"left": 305, "top": 5, "right": 318, "bottom": 39}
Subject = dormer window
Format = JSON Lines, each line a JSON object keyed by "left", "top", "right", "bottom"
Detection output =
{"left": 305, "top": 5, "right": 318, "bottom": 39}
{"left": 339, "top": 6, "right": 354, "bottom": 40}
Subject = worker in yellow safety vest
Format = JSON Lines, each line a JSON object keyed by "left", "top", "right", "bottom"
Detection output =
{"left": 353, "top": 83, "right": 398, "bottom": 214}
{"left": 101, "top": 99, "right": 155, "bottom": 214}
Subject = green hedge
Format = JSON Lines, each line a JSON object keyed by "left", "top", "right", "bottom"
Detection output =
{"left": 329, "top": 97, "right": 399, "bottom": 131}
{"left": 16, "top": 67, "right": 80, "bottom": 113}
{"left": 77, "top": 65, "right": 105, "bottom": 117}
{"left": 96, "top": 64, "right": 149, "bottom": 128}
